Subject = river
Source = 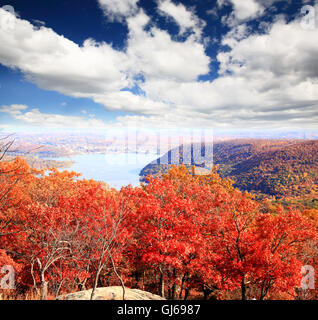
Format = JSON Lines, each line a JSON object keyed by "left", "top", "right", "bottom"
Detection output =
{"left": 50, "top": 153, "right": 159, "bottom": 189}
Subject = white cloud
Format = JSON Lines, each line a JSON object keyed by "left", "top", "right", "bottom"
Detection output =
{"left": 218, "top": 17, "right": 318, "bottom": 82}
{"left": 218, "top": 0, "right": 282, "bottom": 25}
{"left": 0, "top": 104, "right": 108, "bottom": 128}
{"left": 230, "top": 0, "right": 264, "bottom": 21}
{"left": 0, "top": 9, "right": 129, "bottom": 98}
{"left": 94, "top": 91, "right": 165, "bottom": 114}
{"left": 0, "top": 4, "right": 318, "bottom": 131}
{"left": 126, "top": 11, "right": 210, "bottom": 82}
{"left": 0, "top": 104, "right": 28, "bottom": 116}
{"left": 132, "top": 15, "right": 318, "bottom": 128}
{"left": 158, "top": 0, "right": 205, "bottom": 38}
{"left": 98, "top": 0, "right": 139, "bottom": 21}
{"left": 221, "top": 23, "right": 251, "bottom": 47}
{"left": 206, "top": 7, "right": 219, "bottom": 19}
{"left": 0, "top": 7, "right": 209, "bottom": 115}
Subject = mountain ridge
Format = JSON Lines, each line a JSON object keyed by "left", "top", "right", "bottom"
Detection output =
{"left": 139, "top": 139, "right": 318, "bottom": 199}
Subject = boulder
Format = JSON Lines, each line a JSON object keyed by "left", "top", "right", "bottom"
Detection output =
{"left": 57, "top": 286, "right": 165, "bottom": 300}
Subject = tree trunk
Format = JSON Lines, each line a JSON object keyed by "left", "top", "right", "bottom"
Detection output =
{"left": 179, "top": 285, "right": 183, "bottom": 300}
{"left": 91, "top": 269, "right": 101, "bottom": 300}
{"left": 170, "top": 269, "right": 176, "bottom": 300}
{"left": 184, "top": 288, "right": 189, "bottom": 300}
{"left": 142, "top": 270, "right": 145, "bottom": 291}
{"left": 134, "top": 271, "right": 139, "bottom": 288}
{"left": 171, "top": 283, "right": 176, "bottom": 300}
{"left": 203, "top": 289, "right": 210, "bottom": 300}
{"left": 55, "top": 280, "right": 64, "bottom": 297}
{"left": 40, "top": 273, "right": 48, "bottom": 301}
{"left": 109, "top": 251, "right": 125, "bottom": 300}
{"left": 241, "top": 276, "right": 246, "bottom": 300}
{"left": 79, "top": 278, "right": 87, "bottom": 291}
{"left": 159, "top": 268, "right": 165, "bottom": 298}
{"left": 179, "top": 274, "right": 186, "bottom": 300}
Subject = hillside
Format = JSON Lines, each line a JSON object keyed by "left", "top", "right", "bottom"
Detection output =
{"left": 140, "top": 139, "right": 318, "bottom": 199}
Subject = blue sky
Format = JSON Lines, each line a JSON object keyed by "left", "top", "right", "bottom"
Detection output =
{"left": 0, "top": 0, "right": 317, "bottom": 132}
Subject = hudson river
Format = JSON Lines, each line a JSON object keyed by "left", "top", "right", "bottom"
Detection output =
{"left": 52, "top": 153, "right": 159, "bottom": 189}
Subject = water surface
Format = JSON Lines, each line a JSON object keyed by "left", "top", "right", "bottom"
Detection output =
{"left": 52, "top": 153, "right": 159, "bottom": 189}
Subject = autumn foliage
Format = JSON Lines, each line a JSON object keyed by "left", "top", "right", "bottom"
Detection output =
{"left": 0, "top": 156, "right": 317, "bottom": 300}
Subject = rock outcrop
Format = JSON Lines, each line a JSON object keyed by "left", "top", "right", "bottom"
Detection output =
{"left": 57, "top": 286, "right": 165, "bottom": 300}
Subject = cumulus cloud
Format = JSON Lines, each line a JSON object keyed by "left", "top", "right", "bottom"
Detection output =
{"left": 93, "top": 90, "right": 170, "bottom": 115}
{"left": 0, "top": 9, "right": 129, "bottom": 97}
{"left": 0, "top": 3, "right": 318, "bottom": 130}
{"left": 0, "top": 104, "right": 108, "bottom": 128}
{"left": 0, "top": 7, "right": 209, "bottom": 117}
{"left": 158, "top": 0, "right": 205, "bottom": 38}
{"left": 133, "top": 15, "right": 318, "bottom": 128}
{"left": 218, "top": 0, "right": 282, "bottom": 26}
{"left": 0, "top": 104, "right": 28, "bottom": 119}
{"left": 98, "top": 0, "right": 139, "bottom": 21}
{"left": 218, "top": 17, "right": 318, "bottom": 82}
{"left": 126, "top": 11, "right": 210, "bottom": 82}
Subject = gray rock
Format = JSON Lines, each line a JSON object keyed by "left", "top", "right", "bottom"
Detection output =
{"left": 57, "top": 286, "right": 165, "bottom": 300}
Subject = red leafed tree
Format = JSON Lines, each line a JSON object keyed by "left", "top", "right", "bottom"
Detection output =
{"left": 206, "top": 188, "right": 259, "bottom": 300}
{"left": 157, "top": 165, "right": 258, "bottom": 299}
{"left": 0, "top": 156, "right": 37, "bottom": 296}
{"left": 0, "top": 154, "right": 317, "bottom": 301}
{"left": 129, "top": 175, "right": 202, "bottom": 299}
{"left": 17, "top": 169, "right": 96, "bottom": 299}
{"left": 251, "top": 209, "right": 316, "bottom": 300}
{"left": 26, "top": 167, "right": 81, "bottom": 206}
{"left": 299, "top": 209, "right": 318, "bottom": 299}
{"left": 24, "top": 203, "right": 80, "bottom": 300}
{"left": 161, "top": 165, "right": 229, "bottom": 299}
{"left": 58, "top": 182, "right": 132, "bottom": 300}
{"left": 0, "top": 157, "right": 35, "bottom": 239}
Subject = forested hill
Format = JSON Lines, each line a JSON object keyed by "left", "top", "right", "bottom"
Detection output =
{"left": 139, "top": 139, "right": 318, "bottom": 199}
